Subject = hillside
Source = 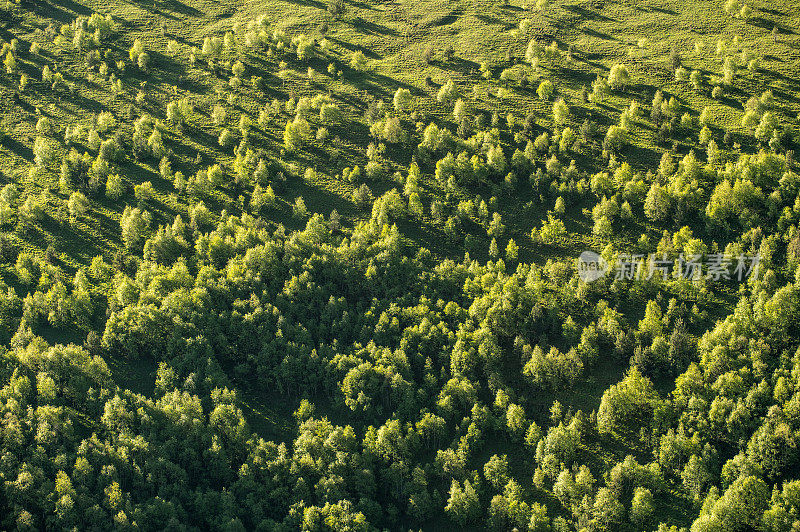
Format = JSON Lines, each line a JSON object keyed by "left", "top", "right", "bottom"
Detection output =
{"left": 0, "top": 0, "right": 799, "bottom": 529}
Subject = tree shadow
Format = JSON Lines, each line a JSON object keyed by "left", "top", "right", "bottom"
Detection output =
{"left": 581, "top": 27, "right": 618, "bottom": 41}
{"left": 748, "top": 17, "right": 795, "bottom": 33}
{"left": 1, "top": 136, "right": 33, "bottom": 161}
{"left": 26, "top": 0, "right": 91, "bottom": 24}
{"left": 350, "top": 16, "right": 400, "bottom": 37}
{"left": 159, "top": 0, "right": 203, "bottom": 17}
{"left": 325, "top": 36, "right": 382, "bottom": 60}
{"left": 562, "top": 4, "right": 616, "bottom": 22}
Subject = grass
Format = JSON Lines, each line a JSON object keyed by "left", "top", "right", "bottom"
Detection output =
{"left": 0, "top": 2, "right": 797, "bottom": 518}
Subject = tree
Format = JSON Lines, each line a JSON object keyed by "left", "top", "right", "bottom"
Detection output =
{"left": 350, "top": 50, "right": 368, "bottom": 71}
{"left": 505, "top": 239, "right": 519, "bottom": 262}
{"left": 484, "top": 454, "right": 510, "bottom": 490}
{"left": 33, "top": 136, "right": 58, "bottom": 167}
{"left": 725, "top": 0, "right": 741, "bottom": 15}
{"left": 590, "top": 75, "right": 610, "bottom": 104}
{"left": 68, "top": 192, "right": 89, "bottom": 218}
{"left": 608, "top": 63, "right": 630, "bottom": 90}
{"left": 327, "top": 0, "right": 346, "bottom": 18}
{"left": 489, "top": 237, "right": 499, "bottom": 258}
{"left": 537, "top": 79, "right": 554, "bottom": 100}
{"left": 453, "top": 98, "right": 468, "bottom": 122}
{"left": 682, "top": 454, "right": 710, "bottom": 500}
{"left": 525, "top": 39, "right": 542, "bottom": 65}
{"left": 559, "top": 127, "right": 576, "bottom": 153}
{"left": 755, "top": 112, "right": 777, "bottom": 142}
{"left": 593, "top": 215, "right": 612, "bottom": 239}
{"left": 538, "top": 214, "right": 567, "bottom": 244}
{"left": 4, "top": 51, "right": 16, "bottom": 74}
{"left": 604, "top": 125, "right": 627, "bottom": 152}
{"left": 212, "top": 105, "right": 226, "bottom": 126}
{"left": 691, "top": 70, "right": 702, "bottom": 89}
{"left": 437, "top": 79, "right": 458, "bottom": 104}
{"left": 393, "top": 88, "right": 412, "bottom": 112}
{"left": 553, "top": 99, "right": 569, "bottom": 127}
{"left": 106, "top": 174, "right": 124, "bottom": 200}
{"left": 134, "top": 181, "right": 155, "bottom": 202}
{"left": 691, "top": 476, "right": 768, "bottom": 531}
{"left": 630, "top": 487, "right": 654, "bottom": 526}
{"left": 319, "top": 103, "right": 341, "bottom": 124}
{"left": 137, "top": 52, "right": 150, "bottom": 71}
{"left": 699, "top": 125, "right": 712, "bottom": 146}
{"left": 284, "top": 117, "right": 311, "bottom": 152}
{"left": 148, "top": 129, "right": 166, "bottom": 158}
{"left": 120, "top": 205, "right": 150, "bottom": 249}
{"left": 597, "top": 366, "right": 660, "bottom": 435}
{"left": 445, "top": 479, "right": 479, "bottom": 525}
{"left": 219, "top": 128, "right": 235, "bottom": 148}
{"left": 382, "top": 117, "right": 403, "bottom": 144}
{"left": 739, "top": 4, "right": 752, "bottom": 18}
{"left": 593, "top": 487, "right": 624, "bottom": 530}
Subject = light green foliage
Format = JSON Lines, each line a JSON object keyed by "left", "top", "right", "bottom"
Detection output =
{"left": 68, "top": 191, "right": 89, "bottom": 217}
{"left": 350, "top": 50, "right": 368, "bottom": 71}
{"left": 0, "top": 2, "right": 797, "bottom": 531}
{"left": 608, "top": 63, "right": 630, "bottom": 90}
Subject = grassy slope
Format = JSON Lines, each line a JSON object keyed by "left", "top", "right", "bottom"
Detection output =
{"left": 0, "top": 0, "right": 798, "bottom": 526}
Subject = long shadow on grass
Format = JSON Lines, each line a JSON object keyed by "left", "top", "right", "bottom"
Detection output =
{"left": 562, "top": 4, "right": 616, "bottom": 22}
{"left": 351, "top": 16, "right": 400, "bottom": 37}
{"left": 160, "top": 0, "right": 203, "bottom": 17}
{"left": 28, "top": 0, "right": 90, "bottom": 24}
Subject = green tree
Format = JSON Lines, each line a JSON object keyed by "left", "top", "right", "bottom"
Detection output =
{"left": 68, "top": 191, "right": 89, "bottom": 218}
{"left": 350, "top": 50, "right": 368, "bottom": 71}
{"left": 630, "top": 487, "right": 654, "bottom": 526}
{"left": 445, "top": 479, "right": 480, "bottom": 525}
{"left": 537, "top": 79, "right": 554, "bottom": 100}
{"left": 553, "top": 99, "right": 569, "bottom": 127}
{"left": 608, "top": 63, "right": 630, "bottom": 90}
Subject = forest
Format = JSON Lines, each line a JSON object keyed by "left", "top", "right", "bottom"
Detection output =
{"left": 0, "top": 0, "right": 798, "bottom": 529}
